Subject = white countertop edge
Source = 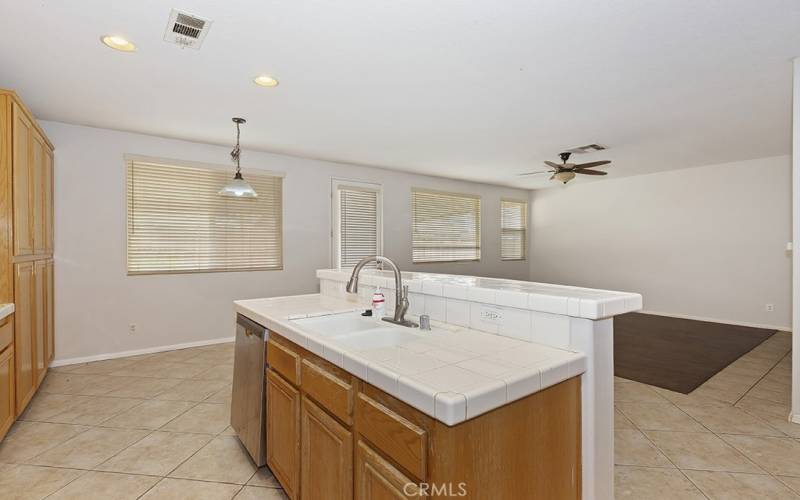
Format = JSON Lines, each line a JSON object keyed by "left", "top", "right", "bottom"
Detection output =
{"left": 234, "top": 295, "right": 586, "bottom": 426}
{"left": 0, "top": 303, "right": 14, "bottom": 322}
{"left": 317, "top": 268, "right": 642, "bottom": 320}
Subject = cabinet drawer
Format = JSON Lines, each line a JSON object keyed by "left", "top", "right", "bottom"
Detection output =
{"left": 267, "top": 338, "right": 300, "bottom": 386}
{"left": 356, "top": 393, "right": 427, "bottom": 480}
{"left": 301, "top": 359, "right": 354, "bottom": 425}
{"left": 0, "top": 315, "right": 12, "bottom": 353}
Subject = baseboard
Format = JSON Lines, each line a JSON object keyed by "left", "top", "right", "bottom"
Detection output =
{"left": 50, "top": 336, "right": 235, "bottom": 367}
{"left": 791, "top": 413, "right": 800, "bottom": 425}
{"left": 639, "top": 309, "right": 790, "bottom": 332}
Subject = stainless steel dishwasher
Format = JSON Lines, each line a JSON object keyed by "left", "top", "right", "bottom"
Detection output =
{"left": 231, "top": 313, "right": 269, "bottom": 467}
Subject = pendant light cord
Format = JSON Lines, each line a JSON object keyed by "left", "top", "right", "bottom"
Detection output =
{"left": 231, "top": 121, "right": 242, "bottom": 175}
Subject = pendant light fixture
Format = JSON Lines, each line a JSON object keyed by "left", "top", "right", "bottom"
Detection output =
{"left": 219, "top": 117, "right": 258, "bottom": 198}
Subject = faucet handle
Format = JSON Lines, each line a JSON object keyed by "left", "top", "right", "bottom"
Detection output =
{"left": 402, "top": 285, "right": 409, "bottom": 297}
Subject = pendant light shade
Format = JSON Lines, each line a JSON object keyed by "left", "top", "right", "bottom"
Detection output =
{"left": 219, "top": 117, "right": 258, "bottom": 198}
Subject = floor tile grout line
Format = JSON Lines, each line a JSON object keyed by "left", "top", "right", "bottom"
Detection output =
{"left": 732, "top": 351, "right": 791, "bottom": 406}
{"left": 615, "top": 397, "right": 711, "bottom": 498}
{"left": 615, "top": 370, "right": 792, "bottom": 490}
{"left": 626, "top": 408, "right": 711, "bottom": 500}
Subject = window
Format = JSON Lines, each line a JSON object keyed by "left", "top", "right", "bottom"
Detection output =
{"left": 332, "top": 180, "right": 382, "bottom": 268}
{"left": 501, "top": 199, "right": 527, "bottom": 261}
{"left": 126, "top": 157, "right": 283, "bottom": 275}
{"left": 412, "top": 188, "right": 481, "bottom": 263}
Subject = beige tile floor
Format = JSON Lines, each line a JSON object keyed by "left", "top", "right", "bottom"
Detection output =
{"left": 0, "top": 342, "right": 286, "bottom": 500}
{"left": 615, "top": 331, "right": 800, "bottom": 499}
{"left": 0, "top": 332, "right": 796, "bottom": 499}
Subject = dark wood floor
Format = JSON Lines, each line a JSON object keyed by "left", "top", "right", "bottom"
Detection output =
{"left": 614, "top": 313, "right": 776, "bottom": 394}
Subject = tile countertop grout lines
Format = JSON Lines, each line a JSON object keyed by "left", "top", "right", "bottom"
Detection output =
{"left": 237, "top": 294, "right": 587, "bottom": 426}
{"left": 317, "top": 268, "right": 643, "bottom": 320}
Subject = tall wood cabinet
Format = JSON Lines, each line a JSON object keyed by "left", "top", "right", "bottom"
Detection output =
{"left": 0, "top": 89, "right": 55, "bottom": 438}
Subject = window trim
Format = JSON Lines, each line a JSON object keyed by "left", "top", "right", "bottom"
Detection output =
{"left": 124, "top": 154, "right": 285, "bottom": 276}
{"left": 411, "top": 187, "right": 482, "bottom": 264}
{"left": 330, "top": 178, "right": 383, "bottom": 269}
{"left": 500, "top": 197, "right": 528, "bottom": 262}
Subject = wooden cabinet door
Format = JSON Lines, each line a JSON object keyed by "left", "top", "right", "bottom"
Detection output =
{"left": 33, "top": 260, "right": 46, "bottom": 384}
{"left": 0, "top": 345, "right": 14, "bottom": 440}
{"left": 31, "top": 132, "right": 45, "bottom": 254}
{"left": 14, "top": 261, "right": 35, "bottom": 412}
{"left": 45, "top": 259, "right": 54, "bottom": 364}
{"left": 301, "top": 396, "right": 353, "bottom": 500}
{"left": 44, "top": 148, "right": 53, "bottom": 254}
{"left": 0, "top": 344, "right": 15, "bottom": 439}
{"left": 355, "top": 441, "right": 425, "bottom": 500}
{"left": 266, "top": 369, "right": 300, "bottom": 500}
{"left": 11, "top": 102, "right": 33, "bottom": 256}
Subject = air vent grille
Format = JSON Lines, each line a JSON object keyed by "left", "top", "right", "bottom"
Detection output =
{"left": 163, "top": 9, "right": 212, "bottom": 49}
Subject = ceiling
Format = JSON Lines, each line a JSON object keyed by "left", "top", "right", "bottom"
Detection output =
{"left": 1, "top": 0, "right": 799, "bottom": 188}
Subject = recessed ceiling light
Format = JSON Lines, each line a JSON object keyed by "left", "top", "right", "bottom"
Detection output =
{"left": 101, "top": 35, "right": 136, "bottom": 52}
{"left": 253, "top": 75, "right": 279, "bottom": 88}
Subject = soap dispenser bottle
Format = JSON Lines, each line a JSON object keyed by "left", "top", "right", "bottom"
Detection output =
{"left": 371, "top": 287, "right": 386, "bottom": 319}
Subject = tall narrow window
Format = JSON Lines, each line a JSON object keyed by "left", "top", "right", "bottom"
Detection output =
{"left": 501, "top": 199, "right": 527, "bottom": 261}
{"left": 126, "top": 157, "right": 283, "bottom": 275}
{"left": 333, "top": 180, "right": 382, "bottom": 268}
{"left": 412, "top": 188, "right": 481, "bottom": 263}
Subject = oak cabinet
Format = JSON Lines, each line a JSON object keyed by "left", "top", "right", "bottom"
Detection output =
{"left": 45, "top": 259, "right": 54, "bottom": 363}
{"left": 0, "top": 343, "right": 14, "bottom": 439}
{"left": 32, "top": 132, "right": 45, "bottom": 254}
{"left": 356, "top": 440, "right": 422, "bottom": 500}
{"left": 261, "top": 330, "right": 581, "bottom": 500}
{"left": 11, "top": 99, "right": 52, "bottom": 258}
{"left": 300, "top": 396, "right": 353, "bottom": 500}
{"left": 11, "top": 102, "right": 33, "bottom": 256}
{"left": 13, "top": 261, "right": 34, "bottom": 413}
{"left": 33, "top": 260, "right": 46, "bottom": 385}
{"left": 267, "top": 369, "right": 301, "bottom": 500}
{"left": 43, "top": 148, "right": 54, "bottom": 254}
{"left": 2, "top": 89, "right": 56, "bottom": 430}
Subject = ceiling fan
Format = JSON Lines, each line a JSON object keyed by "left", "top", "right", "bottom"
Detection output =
{"left": 520, "top": 152, "right": 611, "bottom": 184}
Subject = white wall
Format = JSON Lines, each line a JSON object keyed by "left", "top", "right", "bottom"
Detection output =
{"left": 529, "top": 155, "right": 792, "bottom": 330}
{"left": 44, "top": 121, "right": 530, "bottom": 362}
{"left": 791, "top": 57, "right": 799, "bottom": 423}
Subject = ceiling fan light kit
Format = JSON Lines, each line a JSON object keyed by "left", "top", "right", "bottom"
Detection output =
{"left": 519, "top": 151, "right": 612, "bottom": 185}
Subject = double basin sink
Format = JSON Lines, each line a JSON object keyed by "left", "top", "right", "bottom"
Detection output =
{"left": 291, "top": 312, "right": 427, "bottom": 351}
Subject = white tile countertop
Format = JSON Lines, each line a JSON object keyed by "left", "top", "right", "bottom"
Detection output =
{"left": 235, "top": 294, "right": 586, "bottom": 426}
{"left": 317, "top": 268, "right": 642, "bottom": 319}
{"left": 0, "top": 303, "right": 14, "bottom": 321}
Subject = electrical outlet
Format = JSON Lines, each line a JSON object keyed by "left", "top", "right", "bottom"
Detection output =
{"left": 129, "top": 323, "right": 137, "bottom": 334}
{"left": 765, "top": 304, "right": 774, "bottom": 312}
{"left": 479, "top": 307, "right": 504, "bottom": 323}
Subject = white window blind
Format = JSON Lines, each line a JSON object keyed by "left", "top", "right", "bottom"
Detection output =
{"left": 126, "top": 159, "right": 283, "bottom": 275}
{"left": 335, "top": 182, "right": 381, "bottom": 268}
{"left": 501, "top": 199, "right": 527, "bottom": 261}
{"left": 412, "top": 189, "right": 481, "bottom": 263}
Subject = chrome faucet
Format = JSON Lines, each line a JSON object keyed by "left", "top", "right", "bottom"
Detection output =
{"left": 346, "top": 256, "right": 418, "bottom": 328}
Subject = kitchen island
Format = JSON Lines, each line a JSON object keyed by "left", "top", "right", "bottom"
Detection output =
{"left": 235, "top": 270, "right": 641, "bottom": 499}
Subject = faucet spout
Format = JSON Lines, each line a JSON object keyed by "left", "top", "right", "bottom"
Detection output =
{"left": 345, "top": 256, "right": 417, "bottom": 328}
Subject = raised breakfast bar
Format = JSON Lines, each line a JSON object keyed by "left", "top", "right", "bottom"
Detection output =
{"left": 234, "top": 269, "right": 641, "bottom": 499}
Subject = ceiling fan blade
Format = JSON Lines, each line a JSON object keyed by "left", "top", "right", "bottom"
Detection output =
{"left": 544, "top": 161, "right": 561, "bottom": 169}
{"left": 576, "top": 169, "right": 607, "bottom": 176}
{"left": 518, "top": 171, "right": 552, "bottom": 176}
{"left": 574, "top": 160, "right": 611, "bottom": 169}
